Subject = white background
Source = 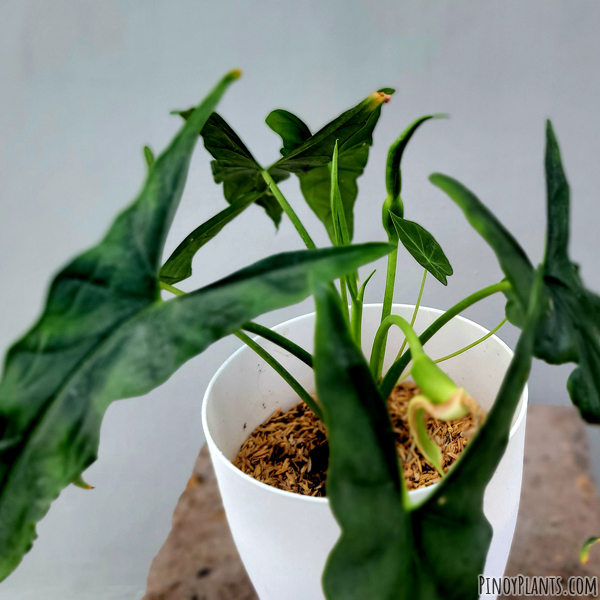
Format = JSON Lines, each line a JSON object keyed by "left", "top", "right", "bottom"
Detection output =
{"left": 1, "top": 1, "right": 599, "bottom": 598}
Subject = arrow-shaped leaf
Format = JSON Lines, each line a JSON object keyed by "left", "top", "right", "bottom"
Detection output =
{"left": 0, "top": 69, "right": 241, "bottom": 580}
{"left": 315, "top": 268, "right": 541, "bottom": 600}
{"left": 314, "top": 282, "right": 411, "bottom": 600}
{"left": 175, "top": 110, "right": 289, "bottom": 228}
{"left": 0, "top": 65, "right": 395, "bottom": 580}
{"left": 390, "top": 214, "right": 453, "bottom": 285}
{"left": 430, "top": 120, "right": 600, "bottom": 423}
{"left": 266, "top": 89, "right": 393, "bottom": 241}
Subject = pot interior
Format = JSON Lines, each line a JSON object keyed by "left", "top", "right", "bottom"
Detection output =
{"left": 204, "top": 304, "right": 527, "bottom": 482}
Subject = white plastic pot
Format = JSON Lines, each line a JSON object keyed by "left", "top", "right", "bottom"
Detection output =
{"left": 202, "top": 305, "right": 528, "bottom": 600}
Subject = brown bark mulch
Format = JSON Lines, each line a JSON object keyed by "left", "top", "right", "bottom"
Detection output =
{"left": 233, "top": 381, "right": 478, "bottom": 495}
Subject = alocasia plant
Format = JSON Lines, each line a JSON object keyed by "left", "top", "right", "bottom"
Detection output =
{"left": 0, "top": 69, "right": 598, "bottom": 599}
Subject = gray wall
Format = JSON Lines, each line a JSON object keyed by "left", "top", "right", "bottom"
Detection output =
{"left": 1, "top": 1, "right": 599, "bottom": 598}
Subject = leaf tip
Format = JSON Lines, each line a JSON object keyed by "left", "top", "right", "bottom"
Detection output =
{"left": 229, "top": 68, "right": 243, "bottom": 80}
{"left": 72, "top": 475, "right": 94, "bottom": 490}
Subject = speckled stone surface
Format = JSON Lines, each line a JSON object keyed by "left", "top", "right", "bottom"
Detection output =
{"left": 144, "top": 405, "right": 600, "bottom": 600}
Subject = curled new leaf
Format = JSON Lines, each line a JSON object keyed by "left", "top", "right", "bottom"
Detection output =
{"left": 382, "top": 114, "right": 446, "bottom": 238}
{"left": 390, "top": 213, "right": 453, "bottom": 285}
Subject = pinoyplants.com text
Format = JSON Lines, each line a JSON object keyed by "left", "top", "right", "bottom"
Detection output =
{"left": 479, "top": 575, "right": 598, "bottom": 597}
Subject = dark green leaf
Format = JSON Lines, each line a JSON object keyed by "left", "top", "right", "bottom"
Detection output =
{"left": 159, "top": 191, "right": 261, "bottom": 285}
{"left": 316, "top": 269, "right": 541, "bottom": 600}
{"left": 390, "top": 214, "right": 453, "bottom": 285}
{"left": 411, "top": 271, "right": 541, "bottom": 600}
{"left": 540, "top": 120, "right": 600, "bottom": 421}
{"left": 299, "top": 143, "right": 372, "bottom": 242}
{"left": 176, "top": 110, "right": 288, "bottom": 228}
{"left": 314, "top": 282, "right": 411, "bottom": 600}
{"left": 429, "top": 173, "right": 534, "bottom": 307}
{"left": 265, "top": 109, "right": 311, "bottom": 156}
{"left": 0, "top": 67, "right": 394, "bottom": 580}
{"left": 430, "top": 122, "right": 600, "bottom": 423}
{"left": 0, "top": 70, "right": 241, "bottom": 580}
{"left": 267, "top": 90, "right": 393, "bottom": 241}
{"left": 0, "top": 242, "right": 392, "bottom": 582}
{"left": 272, "top": 90, "right": 393, "bottom": 174}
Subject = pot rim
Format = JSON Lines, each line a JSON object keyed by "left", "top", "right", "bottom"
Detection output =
{"left": 202, "top": 303, "right": 529, "bottom": 505}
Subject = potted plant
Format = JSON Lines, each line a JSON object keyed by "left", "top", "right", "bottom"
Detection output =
{"left": 0, "top": 70, "right": 598, "bottom": 599}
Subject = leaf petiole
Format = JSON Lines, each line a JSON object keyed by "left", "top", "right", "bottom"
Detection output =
{"left": 241, "top": 322, "right": 313, "bottom": 368}
{"left": 235, "top": 331, "right": 323, "bottom": 421}
{"left": 379, "top": 280, "right": 511, "bottom": 399}
{"left": 395, "top": 269, "right": 427, "bottom": 362}
{"left": 261, "top": 169, "right": 316, "bottom": 250}
{"left": 396, "top": 317, "right": 508, "bottom": 384}
{"left": 370, "top": 314, "right": 424, "bottom": 380}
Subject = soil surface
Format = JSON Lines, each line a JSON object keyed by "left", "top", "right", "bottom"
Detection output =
{"left": 233, "top": 382, "right": 478, "bottom": 495}
{"left": 143, "top": 405, "right": 600, "bottom": 600}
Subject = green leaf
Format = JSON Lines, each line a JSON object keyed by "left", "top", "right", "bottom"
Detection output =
{"left": 313, "top": 282, "right": 411, "bottom": 600}
{"left": 410, "top": 273, "right": 541, "bottom": 599}
{"left": 143, "top": 145, "right": 155, "bottom": 168}
{"left": 265, "top": 109, "right": 311, "bottom": 156}
{"left": 580, "top": 536, "right": 600, "bottom": 564}
{"left": 176, "top": 110, "right": 288, "bottom": 228}
{"left": 0, "top": 69, "right": 241, "bottom": 581}
{"left": 0, "top": 69, "right": 394, "bottom": 579}
{"left": 267, "top": 90, "right": 393, "bottom": 241}
{"left": 541, "top": 120, "right": 600, "bottom": 422}
{"left": 390, "top": 214, "right": 453, "bottom": 285}
{"left": 315, "top": 270, "right": 541, "bottom": 600}
{"left": 430, "top": 121, "right": 600, "bottom": 424}
{"left": 0, "top": 243, "right": 392, "bottom": 582}
{"left": 429, "top": 173, "right": 534, "bottom": 307}
{"left": 159, "top": 191, "right": 261, "bottom": 285}
{"left": 386, "top": 114, "right": 446, "bottom": 202}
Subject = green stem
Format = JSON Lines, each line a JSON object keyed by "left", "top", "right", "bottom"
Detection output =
{"left": 261, "top": 169, "right": 316, "bottom": 250}
{"left": 396, "top": 269, "right": 427, "bottom": 361}
{"left": 379, "top": 280, "right": 511, "bottom": 400}
{"left": 370, "top": 315, "right": 423, "bottom": 379}
{"left": 376, "top": 244, "right": 398, "bottom": 375}
{"left": 351, "top": 269, "right": 376, "bottom": 348}
{"left": 350, "top": 292, "right": 362, "bottom": 345}
{"left": 241, "top": 322, "right": 313, "bottom": 368}
{"left": 397, "top": 317, "right": 508, "bottom": 384}
{"left": 159, "top": 281, "right": 186, "bottom": 296}
{"left": 340, "top": 278, "right": 350, "bottom": 323}
{"left": 435, "top": 317, "right": 507, "bottom": 365}
{"left": 381, "top": 244, "right": 398, "bottom": 322}
{"left": 235, "top": 331, "right": 323, "bottom": 421}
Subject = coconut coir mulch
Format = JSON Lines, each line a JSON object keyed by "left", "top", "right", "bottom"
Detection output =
{"left": 233, "top": 382, "right": 478, "bottom": 495}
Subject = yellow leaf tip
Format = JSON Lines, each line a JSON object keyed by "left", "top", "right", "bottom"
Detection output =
{"left": 378, "top": 91, "right": 392, "bottom": 103}
{"left": 229, "top": 68, "right": 243, "bottom": 80}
